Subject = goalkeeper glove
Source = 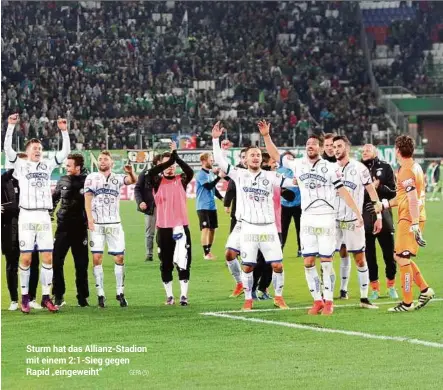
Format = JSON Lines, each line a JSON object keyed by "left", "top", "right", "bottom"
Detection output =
{"left": 410, "top": 223, "right": 427, "bottom": 247}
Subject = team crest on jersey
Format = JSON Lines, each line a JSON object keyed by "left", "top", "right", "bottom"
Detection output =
{"left": 38, "top": 163, "right": 47, "bottom": 171}
{"left": 262, "top": 179, "right": 269, "bottom": 186}
{"left": 80, "top": 189, "right": 84, "bottom": 194}
{"left": 376, "top": 170, "right": 382, "bottom": 177}
{"left": 321, "top": 166, "right": 328, "bottom": 173}
{"left": 112, "top": 179, "right": 118, "bottom": 185}
{"left": 350, "top": 169, "right": 357, "bottom": 176}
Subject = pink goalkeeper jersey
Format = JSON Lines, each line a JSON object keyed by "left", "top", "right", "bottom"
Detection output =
{"left": 154, "top": 175, "right": 189, "bottom": 228}
{"left": 273, "top": 186, "right": 282, "bottom": 233}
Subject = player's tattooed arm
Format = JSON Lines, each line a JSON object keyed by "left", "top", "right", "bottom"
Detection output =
{"left": 258, "top": 120, "right": 280, "bottom": 163}
{"left": 4, "top": 114, "right": 19, "bottom": 163}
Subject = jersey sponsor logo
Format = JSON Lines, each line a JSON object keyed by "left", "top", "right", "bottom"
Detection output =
{"left": 95, "top": 188, "right": 120, "bottom": 197}
{"left": 299, "top": 173, "right": 327, "bottom": 183}
{"left": 242, "top": 187, "right": 270, "bottom": 197}
{"left": 25, "top": 172, "right": 49, "bottom": 180}
{"left": 343, "top": 180, "right": 357, "bottom": 190}
{"left": 307, "top": 181, "right": 322, "bottom": 189}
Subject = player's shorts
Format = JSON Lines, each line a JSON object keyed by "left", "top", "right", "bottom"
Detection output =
{"left": 335, "top": 220, "right": 366, "bottom": 253}
{"left": 197, "top": 210, "right": 218, "bottom": 230}
{"left": 225, "top": 221, "right": 242, "bottom": 253}
{"left": 240, "top": 221, "right": 283, "bottom": 265}
{"left": 90, "top": 223, "right": 125, "bottom": 255}
{"left": 394, "top": 220, "right": 425, "bottom": 257}
{"left": 18, "top": 209, "right": 53, "bottom": 252}
{"left": 300, "top": 213, "right": 336, "bottom": 258}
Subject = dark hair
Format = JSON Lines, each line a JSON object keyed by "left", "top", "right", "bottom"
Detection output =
{"left": 333, "top": 135, "right": 351, "bottom": 146}
{"left": 284, "top": 151, "right": 296, "bottom": 158}
{"left": 261, "top": 152, "right": 270, "bottom": 165}
{"left": 307, "top": 135, "right": 324, "bottom": 147}
{"left": 67, "top": 153, "right": 84, "bottom": 168}
{"left": 25, "top": 138, "right": 42, "bottom": 149}
{"left": 152, "top": 154, "right": 161, "bottom": 166}
{"left": 395, "top": 135, "right": 414, "bottom": 158}
{"left": 239, "top": 148, "right": 247, "bottom": 157}
{"left": 161, "top": 152, "right": 172, "bottom": 159}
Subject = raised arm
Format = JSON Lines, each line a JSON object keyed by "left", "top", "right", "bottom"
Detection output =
{"left": 176, "top": 153, "right": 194, "bottom": 187}
{"left": 258, "top": 120, "right": 280, "bottom": 163}
{"left": 4, "top": 114, "right": 19, "bottom": 163}
{"left": 55, "top": 119, "right": 71, "bottom": 164}
{"left": 147, "top": 149, "right": 177, "bottom": 178}
{"left": 123, "top": 164, "right": 137, "bottom": 185}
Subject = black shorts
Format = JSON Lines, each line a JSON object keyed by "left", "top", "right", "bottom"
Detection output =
{"left": 197, "top": 210, "right": 218, "bottom": 230}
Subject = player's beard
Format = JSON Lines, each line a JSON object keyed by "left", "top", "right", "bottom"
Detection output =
{"left": 99, "top": 165, "right": 111, "bottom": 172}
{"left": 336, "top": 152, "right": 347, "bottom": 161}
{"left": 307, "top": 150, "right": 319, "bottom": 160}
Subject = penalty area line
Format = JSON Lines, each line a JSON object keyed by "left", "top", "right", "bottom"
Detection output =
{"left": 201, "top": 298, "right": 443, "bottom": 314}
{"left": 202, "top": 312, "right": 443, "bottom": 350}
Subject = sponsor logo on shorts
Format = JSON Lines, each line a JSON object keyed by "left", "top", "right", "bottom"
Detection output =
{"left": 202, "top": 221, "right": 207, "bottom": 226}
{"left": 90, "top": 241, "right": 95, "bottom": 247}
{"left": 241, "top": 252, "right": 247, "bottom": 259}
{"left": 19, "top": 240, "right": 25, "bottom": 247}
{"left": 244, "top": 233, "right": 276, "bottom": 242}
{"left": 302, "top": 226, "right": 334, "bottom": 236}
{"left": 97, "top": 226, "right": 120, "bottom": 235}
{"left": 20, "top": 223, "right": 50, "bottom": 232}
{"left": 337, "top": 221, "right": 356, "bottom": 231}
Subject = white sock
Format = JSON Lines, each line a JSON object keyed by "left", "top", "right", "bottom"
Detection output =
{"left": 241, "top": 271, "right": 254, "bottom": 300}
{"left": 321, "top": 262, "right": 334, "bottom": 301}
{"left": 330, "top": 266, "right": 336, "bottom": 295}
{"left": 272, "top": 271, "right": 284, "bottom": 297}
{"left": 163, "top": 281, "right": 173, "bottom": 298}
{"left": 340, "top": 256, "right": 351, "bottom": 291}
{"left": 93, "top": 265, "right": 105, "bottom": 297}
{"left": 40, "top": 265, "right": 53, "bottom": 296}
{"left": 114, "top": 263, "right": 125, "bottom": 295}
{"left": 19, "top": 266, "right": 30, "bottom": 295}
{"left": 304, "top": 266, "right": 322, "bottom": 301}
{"left": 179, "top": 280, "right": 189, "bottom": 298}
{"left": 227, "top": 259, "right": 242, "bottom": 283}
{"left": 357, "top": 265, "right": 369, "bottom": 299}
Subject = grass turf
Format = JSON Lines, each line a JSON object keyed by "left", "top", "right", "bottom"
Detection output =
{"left": 2, "top": 200, "right": 443, "bottom": 389}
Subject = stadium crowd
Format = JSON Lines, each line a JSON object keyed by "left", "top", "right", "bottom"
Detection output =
{"left": 1, "top": 1, "right": 441, "bottom": 151}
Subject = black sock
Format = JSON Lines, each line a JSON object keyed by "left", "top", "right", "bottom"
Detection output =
{"left": 203, "top": 245, "right": 210, "bottom": 255}
{"left": 208, "top": 244, "right": 212, "bottom": 252}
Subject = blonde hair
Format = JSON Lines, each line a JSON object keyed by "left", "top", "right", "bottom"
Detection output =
{"left": 200, "top": 152, "right": 212, "bottom": 163}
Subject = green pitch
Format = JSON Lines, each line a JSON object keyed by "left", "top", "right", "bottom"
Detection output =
{"left": 2, "top": 200, "right": 443, "bottom": 389}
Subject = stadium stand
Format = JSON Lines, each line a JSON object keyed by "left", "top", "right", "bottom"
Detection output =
{"left": 1, "top": 1, "right": 441, "bottom": 150}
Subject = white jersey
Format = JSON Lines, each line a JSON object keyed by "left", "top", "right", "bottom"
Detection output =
{"left": 84, "top": 172, "right": 126, "bottom": 224}
{"left": 282, "top": 156, "right": 343, "bottom": 216}
{"left": 226, "top": 165, "right": 288, "bottom": 224}
{"left": 13, "top": 157, "right": 60, "bottom": 210}
{"left": 336, "top": 159, "right": 372, "bottom": 221}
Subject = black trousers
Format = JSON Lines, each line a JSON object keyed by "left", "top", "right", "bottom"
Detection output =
{"left": 1, "top": 221, "right": 39, "bottom": 301}
{"left": 52, "top": 227, "right": 89, "bottom": 300}
{"left": 365, "top": 231, "right": 396, "bottom": 283}
{"left": 229, "top": 216, "right": 237, "bottom": 234}
{"left": 252, "top": 251, "right": 273, "bottom": 292}
{"left": 281, "top": 205, "right": 302, "bottom": 249}
{"left": 156, "top": 226, "right": 192, "bottom": 283}
{"left": 252, "top": 233, "right": 282, "bottom": 292}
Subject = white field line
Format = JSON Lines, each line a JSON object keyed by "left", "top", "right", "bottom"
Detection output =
{"left": 201, "top": 312, "right": 443, "bottom": 349}
{"left": 201, "top": 298, "right": 443, "bottom": 315}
